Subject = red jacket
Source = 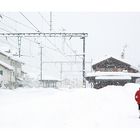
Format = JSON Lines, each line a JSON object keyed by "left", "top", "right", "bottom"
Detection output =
{"left": 135, "top": 89, "right": 140, "bottom": 104}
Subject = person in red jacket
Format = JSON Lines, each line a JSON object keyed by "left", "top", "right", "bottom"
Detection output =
{"left": 135, "top": 88, "right": 140, "bottom": 118}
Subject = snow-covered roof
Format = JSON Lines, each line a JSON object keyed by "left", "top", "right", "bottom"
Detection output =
{"left": 0, "top": 50, "right": 13, "bottom": 57}
{"left": 92, "top": 56, "right": 129, "bottom": 65}
{"left": 95, "top": 75, "right": 131, "bottom": 80}
{"left": 86, "top": 71, "right": 140, "bottom": 78}
{"left": 92, "top": 56, "right": 139, "bottom": 71}
{"left": 0, "top": 60, "right": 14, "bottom": 71}
{"left": 0, "top": 50, "right": 24, "bottom": 64}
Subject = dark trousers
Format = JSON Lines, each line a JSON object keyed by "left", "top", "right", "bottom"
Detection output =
{"left": 138, "top": 104, "right": 140, "bottom": 110}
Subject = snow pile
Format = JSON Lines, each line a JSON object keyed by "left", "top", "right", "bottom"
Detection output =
{"left": 0, "top": 84, "right": 140, "bottom": 128}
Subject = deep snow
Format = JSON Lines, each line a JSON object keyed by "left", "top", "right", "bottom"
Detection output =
{"left": 0, "top": 83, "right": 140, "bottom": 128}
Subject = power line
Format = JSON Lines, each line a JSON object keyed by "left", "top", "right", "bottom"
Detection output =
{"left": 44, "top": 36, "right": 67, "bottom": 56}
{"left": 19, "top": 12, "right": 40, "bottom": 32}
{"left": 1, "top": 13, "right": 37, "bottom": 32}
{"left": 38, "top": 12, "right": 74, "bottom": 54}
{"left": 20, "top": 12, "right": 68, "bottom": 57}
{"left": 0, "top": 21, "right": 17, "bottom": 32}
{"left": 19, "top": 12, "right": 83, "bottom": 59}
{"left": 38, "top": 12, "right": 80, "bottom": 58}
{"left": 22, "top": 38, "right": 70, "bottom": 62}
{"left": 1, "top": 12, "right": 82, "bottom": 59}
{"left": 26, "top": 37, "right": 64, "bottom": 54}
{"left": 0, "top": 38, "right": 18, "bottom": 50}
{"left": 38, "top": 12, "right": 50, "bottom": 27}
{"left": 0, "top": 26, "right": 11, "bottom": 33}
{"left": 0, "top": 28, "right": 18, "bottom": 51}
{"left": 38, "top": 12, "right": 66, "bottom": 55}
{"left": 65, "top": 39, "right": 79, "bottom": 56}
{"left": 39, "top": 12, "right": 78, "bottom": 57}
{"left": 0, "top": 14, "right": 68, "bottom": 58}
{"left": 1, "top": 13, "right": 65, "bottom": 57}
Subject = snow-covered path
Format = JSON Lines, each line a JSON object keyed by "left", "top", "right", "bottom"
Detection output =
{"left": 0, "top": 83, "right": 140, "bottom": 128}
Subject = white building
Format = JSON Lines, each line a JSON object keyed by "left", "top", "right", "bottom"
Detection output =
{"left": 0, "top": 50, "right": 24, "bottom": 89}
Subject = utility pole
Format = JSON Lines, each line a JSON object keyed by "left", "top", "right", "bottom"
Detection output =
{"left": 81, "top": 37, "right": 86, "bottom": 88}
{"left": 121, "top": 44, "right": 127, "bottom": 59}
{"left": 50, "top": 12, "right": 52, "bottom": 32}
{"left": 60, "top": 63, "right": 63, "bottom": 80}
{"left": 18, "top": 36, "right": 21, "bottom": 57}
{"left": 40, "top": 45, "right": 43, "bottom": 81}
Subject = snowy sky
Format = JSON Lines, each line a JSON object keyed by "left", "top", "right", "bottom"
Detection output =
{"left": 1, "top": 0, "right": 140, "bottom": 139}
{"left": 53, "top": 12, "right": 140, "bottom": 66}
{"left": 0, "top": 12, "right": 140, "bottom": 78}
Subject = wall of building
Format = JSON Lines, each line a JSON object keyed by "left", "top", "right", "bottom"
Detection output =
{"left": 10, "top": 60, "right": 22, "bottom": 78}
{"left": 0, "top": 65, "right": 15, "bottom": 88}
{"left": 0, "top": 52, "right": 23, "bottom": 77}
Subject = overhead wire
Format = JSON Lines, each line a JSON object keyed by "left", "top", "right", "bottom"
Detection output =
{"left": 38, "top": 13, "right": 80, "bottom": 58}
{"left": 0, "top": 26, "right": 11, "bottom": 33}
{"left": 1, "top": 13, "right": 37, "bottom": 32}
{"left": 37, "top": 12, "right": 70, "bottom": 57}
{"left": 19, "top": 12, "right": 40, "bottom": 32}
{"left": 37, "top": 12, "right": 83, "bottom": 76}
{"left": 1, "top": 12, "right": 80, "bottom": 59}
{"left": 22, "top": 37, "right": 62, "bottom": 53}
{"left": 0, "top": 12, "right": 79, "bottom": 62}
{"left": 0, "top": 12, "right": 67, "bottom": 58}
{"left": 0, "top": 37, "right": 18, "bottom": 50}
{"left": 19, "top": 12, "right": 66, "bottom": 56}
{"left": 0, "top": 12, "right": 75, "bottom": 78}
{"left": 0, "top": 20, "right": 20, "bottom": 50}
{"left": 40, "top": 13, "right": 79, "bottom": 57}
{"left": 38, "top": 12, "right": 50, "bottom": 27}
{"left": 38, "top": 12, "right": 82, "bottom": 76}
{"left": 0, "top": 25, "right": 18, "bottom": 49}
{"left": 38, "top": 12, "right": 72, "bottom": 58}
{"left": 1, "top": 13, "right": 56, "bottom": 54}
{"left": 0, "top": 21, "right": 17, "bottom": 32}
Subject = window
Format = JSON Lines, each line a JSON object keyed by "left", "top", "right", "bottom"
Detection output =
{"left": 0, "top": 70, "right": 3, "bottom": 75}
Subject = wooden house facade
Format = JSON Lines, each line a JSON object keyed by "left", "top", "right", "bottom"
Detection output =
{"left": 86, "top": 57, "right": 140, "bottom": 89}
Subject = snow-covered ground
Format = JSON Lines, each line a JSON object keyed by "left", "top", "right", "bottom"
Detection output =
{"left": 0, "top": 83, "right": 140, "bottom": 128}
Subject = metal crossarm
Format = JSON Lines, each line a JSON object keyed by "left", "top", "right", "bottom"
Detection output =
{"left": 0, "top": 32, "right": 88, "bottom": 38}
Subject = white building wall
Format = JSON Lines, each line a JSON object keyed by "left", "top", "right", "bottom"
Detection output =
{"left": 0, "top": 52, "right": 23, "bottom": 77}
{"left": 0, "top": 65, "right": 15, "bottom": 85}
{"left": 10, "top": 60, "right": 22, "bottom": 78}
{"left": 0, "top": 52, "right": 23, "bottom": 88}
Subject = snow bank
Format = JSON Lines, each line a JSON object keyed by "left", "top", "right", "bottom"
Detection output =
{"left": 0, "top": 84, "right": 140, "bottom": 128}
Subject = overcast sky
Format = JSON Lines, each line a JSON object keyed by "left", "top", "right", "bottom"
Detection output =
{"left": 53, "top": 12, "right": 140, "bottom": 66}
{"left": 0, "top": 12, "right": 140, "bottom": 78}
